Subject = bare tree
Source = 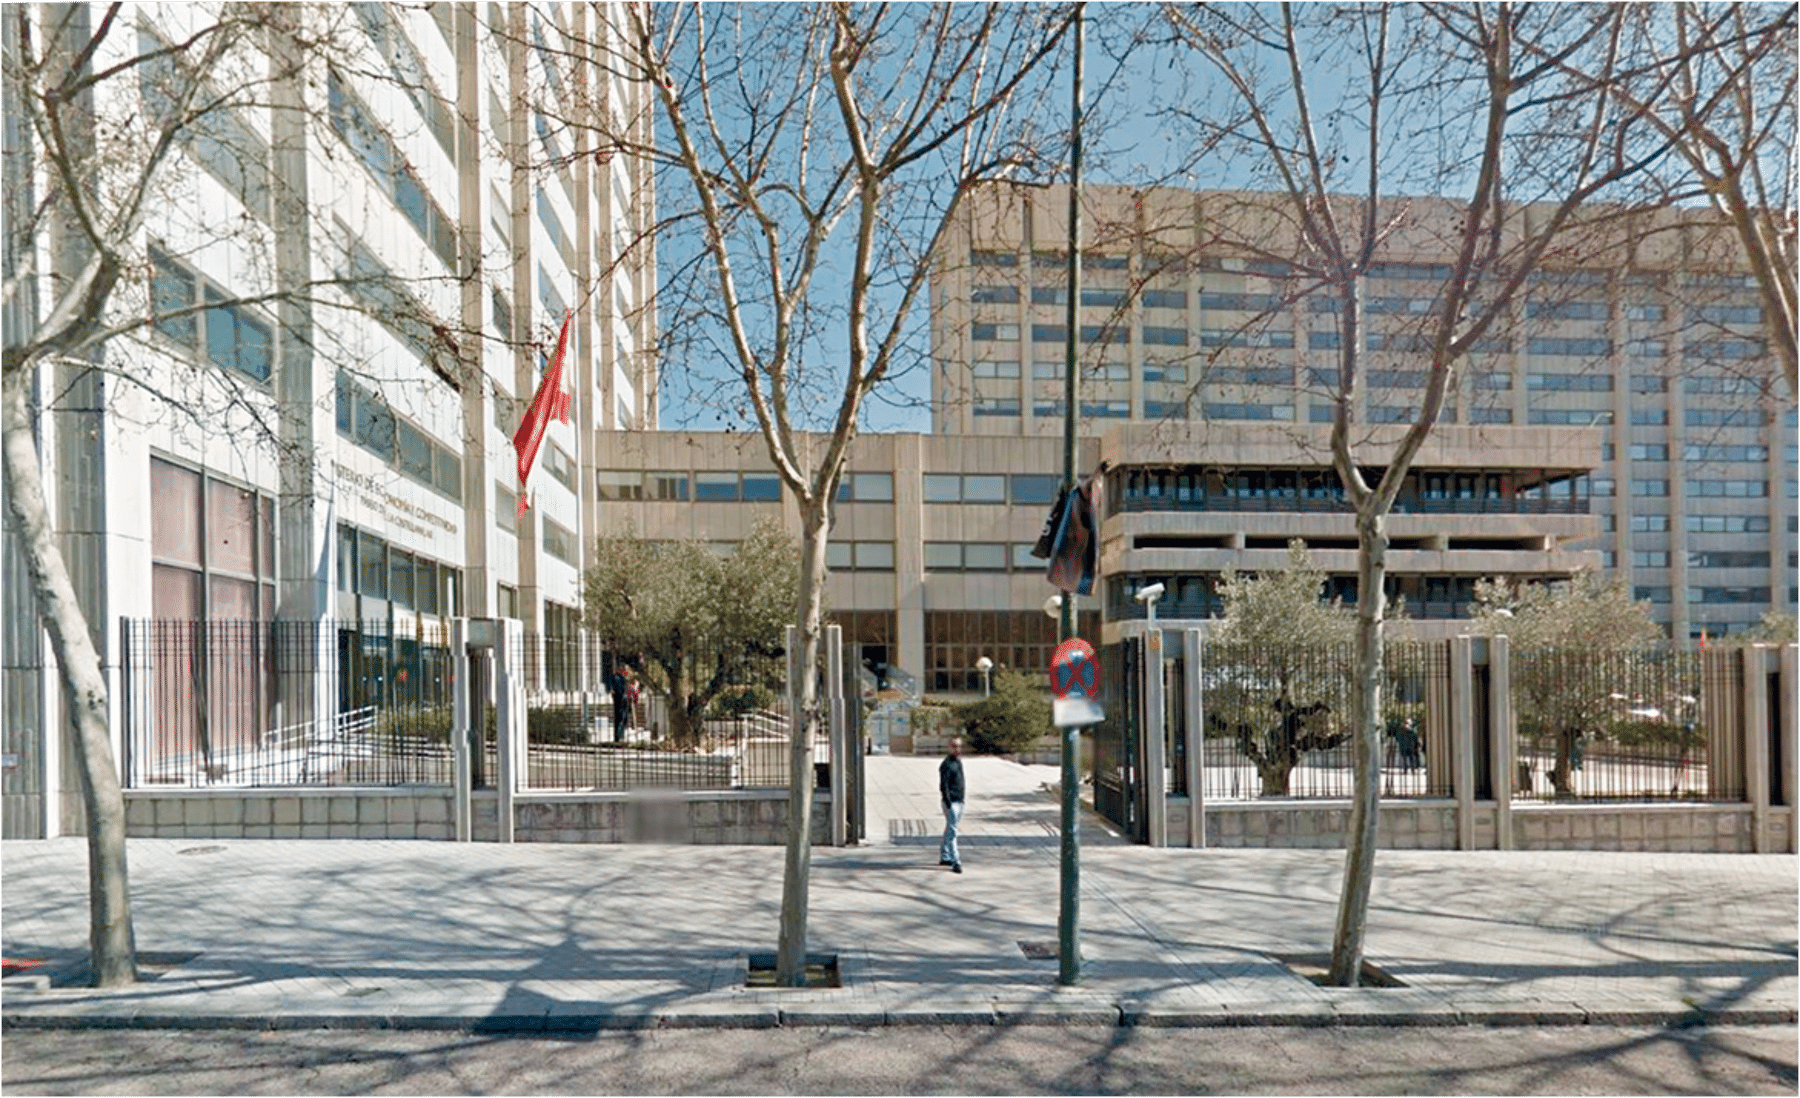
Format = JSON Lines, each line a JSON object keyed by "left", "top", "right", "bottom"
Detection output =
{"left": 1161, "top": 1, "right": 1724, "bottom": 985}
{"left": 1, "top": 3, "right": 483, "bottom": 986}
{"left": 598, "top": 2, "right": 1074, "bottom": 985}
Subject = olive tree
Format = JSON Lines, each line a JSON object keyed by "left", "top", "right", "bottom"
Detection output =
{"left": 583, "top": 519, "right": 800, "bottom": 746}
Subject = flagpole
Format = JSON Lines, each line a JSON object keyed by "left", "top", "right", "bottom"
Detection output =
{"left": 1057, "top": 2, "right": 1084, "bottom": 989}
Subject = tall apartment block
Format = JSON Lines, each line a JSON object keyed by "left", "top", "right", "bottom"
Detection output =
{"left": 1, "top": 3, "right": 656, "bottom": 837}
{"left": 932, "top": 184, "right": 1796, "bottom": 641}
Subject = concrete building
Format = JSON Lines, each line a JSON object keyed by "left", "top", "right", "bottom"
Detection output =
{"left": 930, "top": 185, "right": 1797, "bottom": 641}
{"left": 1, "top": 3, "right": 656, "bottom": 837}
{"left": 593, "top": 423, "right": 1602, "bottom": 693}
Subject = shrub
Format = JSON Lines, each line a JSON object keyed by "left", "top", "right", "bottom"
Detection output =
{"left": 952, "top": 671, "right": 1051, "bottom": 756}
{"left": 706, "top": 683, "right": 779, "bottom": 720}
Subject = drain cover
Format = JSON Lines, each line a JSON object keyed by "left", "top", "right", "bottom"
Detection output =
{"left": 1018, "top": 940, "right": 1058, "bottom": 960}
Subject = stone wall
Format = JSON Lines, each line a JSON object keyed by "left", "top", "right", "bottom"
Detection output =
{"left": 1163, "top": 797, "right": 1791, "bottom": 853}
{"left": 1168, "top": 797, "right": 1458, "bottom": 849}
{"left": 124, "top": 788, "right": 834, "bottom": 845}
{"left": 1510, "top": 804, "right": 1760, "bottom": 853}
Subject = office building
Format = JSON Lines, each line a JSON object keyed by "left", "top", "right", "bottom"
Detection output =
{"left": 1, "top": 3, "right": 656, "bottom": 837}
{"left": 930, "top": 184, "right": 1796, "bottom": 641}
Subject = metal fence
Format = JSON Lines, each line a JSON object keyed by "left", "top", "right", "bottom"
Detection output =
{"left": 1509, "top": 645, "right": 1741, "bottom": 802}
{"left": 1201, "top": 639, "right": 1452, "bottom": 800}
{"left": 120, "top": 619, "right": 464, "bottom": 788}
{"left": 525, "top": 638, "right": 834, "bottom": 791}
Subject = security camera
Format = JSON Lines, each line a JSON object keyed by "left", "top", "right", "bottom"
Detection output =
{"left": 1134, "top": 583, "right": 1166, "bottom": 603}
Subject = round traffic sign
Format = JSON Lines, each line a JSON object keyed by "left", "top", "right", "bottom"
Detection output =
{"left": 1050, "top": 638, "right": 1099, "bottom": 699}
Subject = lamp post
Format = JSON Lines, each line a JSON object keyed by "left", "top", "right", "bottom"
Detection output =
{"left": 977, "top": 656, "right": 994, "bottom": 697}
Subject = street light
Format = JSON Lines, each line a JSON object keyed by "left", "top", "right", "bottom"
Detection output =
{"left": 976, "top": 656, "right": 994, "bottom": 696}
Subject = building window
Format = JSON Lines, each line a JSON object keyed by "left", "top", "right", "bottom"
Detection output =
{"left": 1142, "top": 326, "right": 1189, "bottom": 346}
{"left": 1634, "top": 586, "right": 1672, "bottom": 604}
{"left": 1527, "top": 337, "right": 1613, "bottom": 357}
{"left": 971, "top": 250, "right": 1019, "bottom": 267}
{"left": 138, "top": 28, "right": 270, "bottom": 219}
{"left": 496, "top": 483, "right": 519, "bottom": 533}
{"left": 1631, "top": 408, "right": 1669, "bottom": 426}
{"left": 150, "top": 456, "right": 275, "bottom": 622}
{"left": 1688, "top": 514, "right": 1769, "bottom": 533}
{"left": 336, "top": 372, "right": 462, "bottom": 502}
{"left": 1688, "top": 551, "right": 1770, "bottom": 569}
{"left": 1630, "top": 479, "right": 1669, "bottom": 497}
{"left": 1470, "top": 407, "right": 1512, "bottom": 425}
{"left": 544, "top": 444, "right": 576, "bottom": 492}
{"left": 837, "top": 473, "right": 895, "bottom": 502}
{"left": 829, "top": 541, "right": 895, "bottom": 572}
{"left": 1204, "top": 402, "right": 1294, "bottom": 422}
{"left": 1144, "top": 363, "right": 1187, "bottom": 384}
{"left": 351, "top": 2, "right": 455, "bottom": 160}
{"left": 1525, "top": 300, "right": 1607, "bottom": 320}
{"left": 542, "top": 517, "right": 576, "bottom": 565}
{"left": 1144, "top": 399, "right": 1188, "bottom": 419}
{"left": 1689, "top": 586, "right": 1771, "bottom": 605}
{"left": 1684, "top": 444, "right": 1768, "bottom": 463}
{"left": 971, "top": 285, "right": 1020, "bottom": 304}
{"left": 972, "top": 360, "right": 1020, "bottom": 379}
{"left": 1010, "top": 475, "right": 1059, "bottom": 505}
{"left": 1630, "top": 514, "right": 1671, "bottom": 532}
{"left": 1630, "top": 551, "right": 1671, "bottom": 568}
{"left": 1685, "top": 479, "right": 1769, "bottom": 498}
{"left": 1032, "top": 286, "right": 1068, "bottom": 306}
{"left": 972, "top": 322, "right": 1020, "bottom": 342}
{"left": 1142, "top": 289, "right": 1186, "bottom": 310}
{"left": 328, "top": 69, "right": 457, "bottom": 269}
{"left": 974, "top": 397, "right": 1021, "bottom": 417}
{"left": 150, "top": 249, "right": 274, "bottom": 383}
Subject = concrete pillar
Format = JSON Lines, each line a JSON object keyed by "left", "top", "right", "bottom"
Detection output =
{"left": 894, "top": 435, "right": 925, "bottom": 683}
{"left": 1425, "top": 640, "right": 1455, "bottom": 800}
{"left": 450, "top": 618, "right": 471, "bottom": 842}
{"left": 1143, "top": 629, "right": 1167, "bottom": 848}
{"left": 1451, "top": 635, "right": 1476, "bottom": 851}
{"left": 826, "top": 624, "right": 847, "bottom": 847}
{"left": 1780, "top": 644, "right": 1797, "bottom": 855}
{"left": 495, "top": 617, "right": 525, "bottom": 843}
{"left": 1184, "top": 629, "right": 1205, "bottom": 848}
{"left": 1489, "top": 634, "right": 1514, "bottom": 851}
{"left": 1744, "top": 645, "right": 1771, "bottom": 854}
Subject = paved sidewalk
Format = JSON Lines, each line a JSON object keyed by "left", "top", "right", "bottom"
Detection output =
{"left": 4, "top": 757, "right": 1795, "bottom": 1031}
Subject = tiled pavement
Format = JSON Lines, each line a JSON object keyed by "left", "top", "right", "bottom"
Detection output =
{"left": 3, "top": 756, "right": 1795, "bottom": 1030}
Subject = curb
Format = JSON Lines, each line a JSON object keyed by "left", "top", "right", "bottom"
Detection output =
{"left": 5, "top": 1003, "right": 1793, "bottom": 1034}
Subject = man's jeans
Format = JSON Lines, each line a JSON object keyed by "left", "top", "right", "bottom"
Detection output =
{"left": 940, "top": 799, "right": 963, "bottom": 865}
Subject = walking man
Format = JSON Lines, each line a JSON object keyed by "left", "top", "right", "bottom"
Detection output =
{"left": 939, "top": 736, "right": 965, "bottom": 873}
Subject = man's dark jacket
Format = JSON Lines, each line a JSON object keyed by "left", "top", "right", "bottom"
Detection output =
{"left": 939, "top": 755, "right": 965, "bottom": 806}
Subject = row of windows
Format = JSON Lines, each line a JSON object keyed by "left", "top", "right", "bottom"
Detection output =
{"left": 138, "top": 28, "right": 270, "bottom": 220}
{"left": 1690, "top": 586, "right": 1771, "bottom": 605}
{"left": 335, "top": 522, "right": 460, "bottom": 615}
{"left": 327, "top": 69, "right": 457, "bottom": 271}
{"left": 1685, "top": 444, "right": 1770, "bottom": 463}
{"left": 335, "top": 373, "right": 462, "bottom": 502}
{"left": 1529, "top": 372, "right": 1613, "bottom": 392}
{"left": 925, "top": 474, "right": 1060, "bottom": 505}
{"left": 926, "top": 542, "right": 1039, "bottom": 572}
{"left": 150, "top": 249, "right": 274, "bottom": 383}
{"left": 1688, "top": 551, "right": 1771, "bottom": 569}
{"left": 150, "top": 457, "right": 276, "bottom": 623}
{"left": 1688, "top": 514, "right": 1771, "bottom": 533}
{"left": 1687, "top": 479, "right": 1770, "bottom": 498}
{"left": 825, "top": 541, "right": 895, "bottom": 572}
{"left": 336, "top": 219, "right": 456, "bottom": 385}
{"left": 351, "top": 2, "right": 455, "bottom": 161}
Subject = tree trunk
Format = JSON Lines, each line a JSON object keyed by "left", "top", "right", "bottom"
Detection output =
{"left": 775, "top": 501, "right": 829, "bottom": 987}
{"left": 1328, "top": 510, "right": 1388, "bottom": 987}
{"left": 1551, "top": 728, "right": 1576, "bottom": 795}
{"left": 1258, "top": 758, "right": 1294, "bottom": 797}
{"left": 1, "top": 372, "right": 136, "bottom": 986}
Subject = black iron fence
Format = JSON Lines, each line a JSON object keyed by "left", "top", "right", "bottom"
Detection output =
{"left": 120, "top": 619, "right": 462, "bottom": 788}
{"left": 525, "top": 637, "right": 836, "bottom": 792}
{"left": 1200, "top": 639, "right": 1452, "bottom": 800}
{"left": 1509, "top": 645, "right": 1741, "bottom": 802}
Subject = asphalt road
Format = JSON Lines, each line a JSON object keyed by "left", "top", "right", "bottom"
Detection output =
{"left": 2, "top": 1025, "right": 1795, "bottom": 1096}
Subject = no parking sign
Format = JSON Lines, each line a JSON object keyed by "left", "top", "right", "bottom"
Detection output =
{"left": 1049, "top": 639, "right": 1104, "bottom": 727}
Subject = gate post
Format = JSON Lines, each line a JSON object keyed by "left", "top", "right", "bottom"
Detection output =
{"left": 1450, "top": 635, "right": 1476, "bottom": 851}
{"left": 495, "top": 617, "right": 524, "bottom": 843}
{"left": 451, "top": 618, "right": 471, "bottom": 842}
{"left": 1781, "top": 644, "right": 1798, "bottom": 855}
{"left": 826, "top": 624, "right": 847, "bottom": 847}
{"left": 1143, "top": 628, "right": 1167, "bottom": 848}
{"left": 1490, "top": 634, "right": 1514, "bottom": 851}
{"left": 1744, "top": 645, "right": 1771, "bottom": 854}
{"left": 1184, "top": 629, "right": 1205, "bottom": 848}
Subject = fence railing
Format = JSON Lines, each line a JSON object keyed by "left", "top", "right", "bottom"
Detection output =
{"left": 1199, "top": 639, "right": 1453, "bottom": 801}
{"left": 525, "top": 639, "right": 836, "bottom": 792}
{"left": 1509, "top": 644, "right": 1740, "bottom": 803}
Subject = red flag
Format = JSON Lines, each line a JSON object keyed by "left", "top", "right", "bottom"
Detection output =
{"left": 513, "top": 309, "right": 574, "bottom": 518}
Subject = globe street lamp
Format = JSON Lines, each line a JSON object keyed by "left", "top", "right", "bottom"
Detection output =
{"left": 976, "top": 655, "right": 994, "bottom": 696}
